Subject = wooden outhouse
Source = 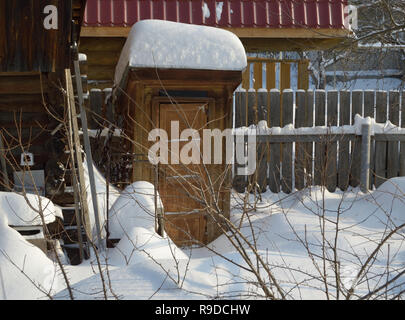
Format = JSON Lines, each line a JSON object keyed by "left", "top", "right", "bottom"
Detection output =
{"left": 114, "top": 20, "right": 246, "bottom": 247}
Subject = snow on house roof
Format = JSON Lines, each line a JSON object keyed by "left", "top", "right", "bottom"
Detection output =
{"left": 114, "top": 19, "right": 247, "bottom": 85}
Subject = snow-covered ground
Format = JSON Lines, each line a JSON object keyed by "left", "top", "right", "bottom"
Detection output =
{"left": 52, "top": 178, "right": 405, "bottom": 300}
{"left": 1, "top": 165, "right": 405, "bottom": 300}
{"left": 3, "top": 180, "right": 403, "bottom": 300}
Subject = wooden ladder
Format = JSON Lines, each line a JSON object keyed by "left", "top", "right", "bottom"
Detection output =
{"left": 62, "top": 68, "right": 92, "bottom": 265}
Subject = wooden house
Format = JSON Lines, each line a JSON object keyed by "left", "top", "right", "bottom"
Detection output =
{"left": 113, "top": 20, "right": 246, "bottom": 246}
{"left": 0, "top": 0, "right": 89, "bottom": 262}
{"left": 82, "top": 1, "right": 353, "bottom": 247}
{"left": 80, "top": 0, "right": 352, "bottom": 90}
{"left": 0, "top": 0, "right": 86, "bottom": 179}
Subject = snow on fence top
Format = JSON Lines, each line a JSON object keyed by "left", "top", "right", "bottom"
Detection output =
{"left": 234, "top": 114, "right": 405, "bottom": 136}
{"left": 114, "top": 19, "right": 247, "bottom": 85}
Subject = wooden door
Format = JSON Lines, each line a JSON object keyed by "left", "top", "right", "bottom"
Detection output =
{"left": 158, "top": 102, "right": 209, "bottom": 246}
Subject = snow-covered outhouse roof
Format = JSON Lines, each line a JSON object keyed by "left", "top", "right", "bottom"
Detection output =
{"left": 114, "top": 19, "right": 247, "bottom": 85}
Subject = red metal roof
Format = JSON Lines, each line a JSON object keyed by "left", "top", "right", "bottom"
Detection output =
{"left": 83, "top": 0, "right": 349, "bottom": 30}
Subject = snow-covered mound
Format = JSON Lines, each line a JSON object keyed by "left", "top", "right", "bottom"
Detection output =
{"left": 107, "top": 181, "right": 187, "bottom": 265}
{"left": 0, "top": 191, "right": 63, "bottom": 226}
{"left": 368, "top": 177, "right": 405, "bottom": 226}
{"left": 83, "top": 161, "right": 120, "bottom": 241}
{"left": 0, "top": 214, "right": 60, "bottom": 299}
{"left": 53, "top": 177, "right": 405, "bottom": 300}
{"left": 115, "top": 19, "right": 247, "bottom": 85}
{"left": 108, "top": 181, "right": 163, "bottom": 240}
{"left": 108, "top": 226, "right": 188, "bottom": 265}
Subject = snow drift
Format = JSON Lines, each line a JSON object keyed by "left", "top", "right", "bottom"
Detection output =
{"left": 108, "top": 181, "right": 162, "bottom": 240}
{"left": 0, "top": 204, "right": 60, "bottom": 299}
{"left": 0, "top": 191, "right": 63, "bottom": 226}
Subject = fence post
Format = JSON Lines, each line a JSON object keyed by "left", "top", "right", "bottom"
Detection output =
{"left": 360, "top": 123, "right": 371, "bottom": 193}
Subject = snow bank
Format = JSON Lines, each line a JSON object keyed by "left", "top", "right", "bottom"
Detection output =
{"left": 108, "top": 227, "right": 187, "bottom": 266}
{"left": 53, "top": 176, "right": 405, "bottom": 300}
{"left": 108, "top": 181, "right": 163, "bottom": 240}
{"left": 83, "top": 161, "right": 121, "bottom": 241}
{"left": 56, "top": 182, "right": 190, "bottom": 299}
{"left": 0, "top": 214, "right": 60, "bottom": 299}
{"left": 115, "top": 19, "right": 247, "bottom": 85}
{"left": 0, "top": 192, "right": 63, "bottom": 226}
{"left": 368, "top": 177, "right": 405, "bottom": 226}
{"left": 107, "top": 181, "right": 188, "bottom": 265}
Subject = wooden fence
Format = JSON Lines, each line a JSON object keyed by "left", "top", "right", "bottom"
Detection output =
{"left": 233, "top": 89, "right": 405, "bottom": 193}
{"left": 242, "top": 57, "right": 310, "bottom": 91}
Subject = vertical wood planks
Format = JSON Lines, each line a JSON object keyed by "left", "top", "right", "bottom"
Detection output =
{"left": 234, "top": 89, "right": 247, "bottom": 128}
{"left": 326, "top": 91, "right": 338, "bottom": 192}
{"left": 298, "top": 60, "right": 310, "bottom": 90}
{"left": 256, "top": 90, "right": 268, "bottom": 192}
{"left": 247, "top": 89, "right": 257, "bottom": 125}
{"left": 364, "top": 90, "right": 375, "bottom": 118}
{"left": 305, "top": 90, "right": 314, "bottom": 187}
{"left": 245, "top": 89, "right": 256, "bottom": 189}
{"left": 374, "top": 91, "right": 388, "bottom": 187}
{"left": 387, "top": 91, "right": 400, "bottom": 179}
{"left": 364, "top": 90, "right": 375, "bottom": 188}
{"left": 242, "top": 62, "right": 251, "bottom": 90}
{"left": 268, "top": 89, "right": 281, "bottom": 192}
{"left": 280, "top": 63, "right": 291, "bottom": 91}
{"left": 233, "top": 90, "right": 247, "bottom": 192}
{"left": 338, "top": 91, "right": 351, "bottom": 190}
{"left": 295, "top": 90, "right": 306, "bottom": 190}
{"left": 233, "top": 89, "right": 404, "bottom": 193}
{"left": 314, "top": 90, "right": 326, "bottom": 186}
{"left": 281, "top": 90, "right": 294, "bottom": 193}
{"left": 253, "top": 62, "right": 263, "bottom": 90}
{"left": 350, "top": 90, "right": 363, "bottom": 187}
{"left": 401, "top": 91, "right": 405, "bottom": 177}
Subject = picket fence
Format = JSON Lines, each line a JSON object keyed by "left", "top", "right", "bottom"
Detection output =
{"left": 233, "top": 89, "right": 405, "bottom": 193}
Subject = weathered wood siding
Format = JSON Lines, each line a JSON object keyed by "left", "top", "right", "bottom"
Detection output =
{"left": 0, "top": 0, "right": 73, "bottom": 73}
